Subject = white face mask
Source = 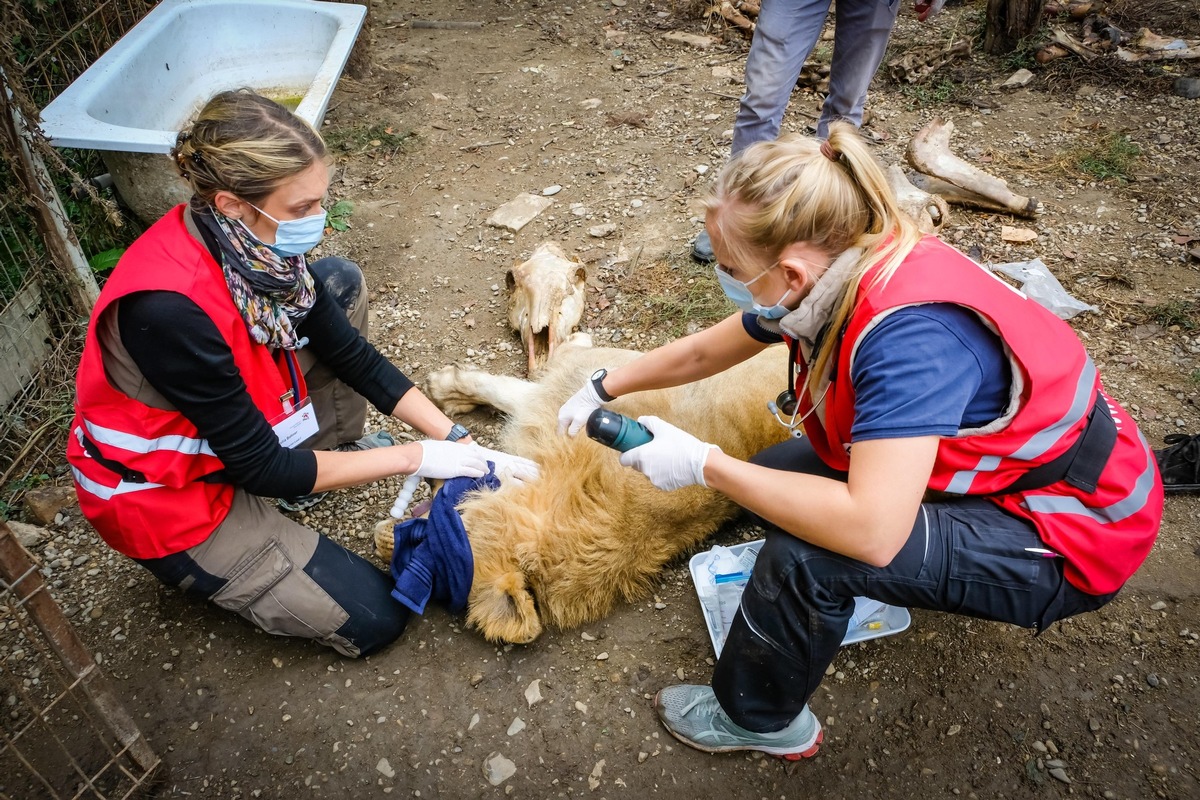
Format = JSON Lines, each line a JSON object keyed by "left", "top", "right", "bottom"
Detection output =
{"left": 248, "top": 203, "right": 326, "bottom": 257}
{"left": 714, "top": 263, "right": 794, "bottom": 319}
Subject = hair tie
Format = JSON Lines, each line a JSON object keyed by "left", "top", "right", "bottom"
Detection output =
{"left": 819, "top": 140, "right": 841, "bottom": 163}
{"left": 190, "top": 149, "right": 205, "bottom": 165}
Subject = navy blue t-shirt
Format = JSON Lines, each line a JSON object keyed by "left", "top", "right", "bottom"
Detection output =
{"left": 743, "top": 304, "right": 1011, "bottom": 441}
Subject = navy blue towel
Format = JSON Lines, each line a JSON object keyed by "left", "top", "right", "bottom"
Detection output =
{"left": 389, "top": 465, "right": 501, "bottom": 615}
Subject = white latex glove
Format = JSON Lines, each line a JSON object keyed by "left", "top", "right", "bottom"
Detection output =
{"left": 557, "top": 378, "right": 606, "bottom": 436}
{"left": 618, "top": 416, "right": 721, "bottom": 491}
{"left": 413, "top": 440, "right": 489, "bottom": 480}
{"left": 474, "top": 445, "right": 541, "bottom": 484}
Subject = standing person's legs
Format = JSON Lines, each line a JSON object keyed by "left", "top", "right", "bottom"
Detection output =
{"left": 732, "top": 0, "right": 833, "bottom": 156}
{"left": 817, "top": 0, "right": 902, "bottom": 137}
{"left": 299, "top": 256, "right": 371, "bottom": 451}
{"left": 136, "top": 489, "right": 410, "bottom": 657}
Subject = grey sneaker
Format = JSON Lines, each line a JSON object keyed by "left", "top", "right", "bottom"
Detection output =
{"left": 691, "top": 229, "right": 715, "bottom": 263}
{"left": 654, "top": 685, "right": 822, "bottom": 760}
{"left": 278, "top": 430, "right": 395, "bottom": 512}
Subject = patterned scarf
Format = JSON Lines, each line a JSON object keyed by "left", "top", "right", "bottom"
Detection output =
{"left": 191, "top": 200, "right": 316, "bottom": 350}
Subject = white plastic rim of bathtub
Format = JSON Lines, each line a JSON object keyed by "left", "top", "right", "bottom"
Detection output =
{"left": 38, "top": 0, "right": 366, "bottom": 154}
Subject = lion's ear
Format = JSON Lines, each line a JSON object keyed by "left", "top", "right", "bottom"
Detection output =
{"left": 468, "top": 570, "right": 542, "bottom": 645}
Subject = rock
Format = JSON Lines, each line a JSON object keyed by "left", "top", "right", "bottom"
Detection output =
{"left": 946, "top": 724, "right": 962, "bottom": 736}
{"left": 580, "top": 98, "right": 602, "bottom": 109}
{"left": 23, "top": 485, "right": 78, "bottom": 526}
{"left": 1044, "top": 759, "right": 1066, "bottom": 769}
{"left": 1031, "top": 740, "right": 1048, "bottom": 753}
{"left": 470, "top": 673, "right": 484, "bottom": 686}
{"left": 542, "top": 184, "right": 562, "bottom": 196}
{"left": 376, "top": 758, "right": 395, "bottom": 779}
{"left": 588, "top": 759, "right": 605, "bottom": 790}
{"left": 1150, "top": 600, "right": 1167, "bottom": 611}
{"left": 525, "top": 679, "right": 543, "bottom": 707}
{"left": 662, "top": 31, "right": 720, "bottom": 49}
{"left": 588, "top": 223, "right": 617, "bottom": 238}
{"left": 574, "top": 701, "right": 588, "bottom": 713}
{"left": 484, "top": 753, "right": 516, "bottom": 786}
{"left": 1174, "top": 77, "right": 1200, "bottom": 99}
{"left": 1048, "top": 767, "right": 1071, "bottom": 784}
{"left": 1001, "top": 225, "right": 1038, "bottom": 243}
{"left": 1088, "top": 718, "right": 1101, "bottom": 732}
{"left": 580, "top": 632, "right": 596, "bottom": 641}
{"left": 695, "top": 164, "right": 709, "bottom": 174}
{"left": 596, "top": 652, "right": 609, "bottom": 660}
{"left": 711, "top": 66, "right": 732, "bottom": 79}
{"left": 1002, "top": 69, "right": 1035, "bottom": 90}
{"left": 637, "top": 752, "right": 648, "bottom": 764}
{"left": 507, "top": 717, "right": 526, "bottom": 736}
{"left": 469, "top": 713, "right": 480, "bottom": 730}
{"left": 486, "top": 193, "right": 554, "bottom": 232}
{"left": 1147, "top": 672, "right": 1161, "bottom": 688}
{"left": 6, "top": 520, "right": 48, "bottom": 550}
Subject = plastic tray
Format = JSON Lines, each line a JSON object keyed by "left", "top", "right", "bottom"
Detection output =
{"left": 688, "top": 539, "right": 912, "bottom": 657}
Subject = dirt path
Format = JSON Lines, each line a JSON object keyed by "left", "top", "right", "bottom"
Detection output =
{"left": 22, "top": 0, "right": 1200, "bottom": 797}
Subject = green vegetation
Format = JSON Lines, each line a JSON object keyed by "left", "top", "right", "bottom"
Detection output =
{"left": 322, "top": 123, "right": 414, "bottom": 154}
{"left": 325, "top": 199, "right": 354, "bottom": 232}
{"left": 900, "top": 77, "right": 962, "bottom": 108}
{"left": 633, "top": 257, "right": 730, "bottom": 339}
{"left": 1148, "top": 299, "right": 1199, "bottom": 331}
{"left": 1072, "top": 133, "right": 1141, "bottom": 182}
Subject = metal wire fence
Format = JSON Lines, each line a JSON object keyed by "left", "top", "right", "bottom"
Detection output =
{"left": 0, "top": 2, "right": 160, "bottom": 797}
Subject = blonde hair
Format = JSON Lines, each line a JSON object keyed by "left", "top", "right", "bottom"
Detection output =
{"left": 703, "top": 122, "right": 923, "bottom": 384}
{"left": 171, "top": 89, "right": 326, "bottom": 204}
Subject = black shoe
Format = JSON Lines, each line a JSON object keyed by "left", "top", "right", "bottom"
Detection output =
{"left": 691, "top": 229, "right": 715, "bottom": 263}
{"left": 1154, "top": 433, "right": 1200, "bottom": 493}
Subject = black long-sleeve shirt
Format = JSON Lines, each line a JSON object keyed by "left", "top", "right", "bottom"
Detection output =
{"left": 116, "top": 275, "right": 413, "bottom": 498}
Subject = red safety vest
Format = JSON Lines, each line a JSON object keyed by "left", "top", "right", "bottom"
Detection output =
{"left": 792, "top": 237, "right": 1161, "bottom": 595}
{"left": 67, "top": 206, "right": 304, "bottom": 558}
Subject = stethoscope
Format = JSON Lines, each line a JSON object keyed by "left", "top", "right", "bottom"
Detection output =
{"left": 767, "top": 331, "right": 833, "bottom": 438}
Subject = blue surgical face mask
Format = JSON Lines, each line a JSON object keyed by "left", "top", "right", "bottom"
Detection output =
{"left": 248, "top": 203, "right": 326, "bottom": 258}
{"left": 714, "top": 264, "right": 795, "bottom": 319}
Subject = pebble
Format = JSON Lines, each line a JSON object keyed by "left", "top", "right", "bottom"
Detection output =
{"left": 469, "top": 713, "right": 480, "bottom": 731}
{"left": 377, "top": 758, "right": 395, "bottom": 779}
{"left": 638, "top": 751, "right": 649, "bottom": 763}
{"left": 596, "top": 652, "right": 609, "bottom": 661}
{"left": 588, "top": 223, "right": 617, "bottom": 238}
{"left": 675, "top": 668, "right": 685, "bottom": 681}
{"left": 507, "top": 717, "right": 526, "bottom": 736}
{"left": 1088, "top": 718, "right": 1101, "bottom": 732}
{"left": 581, "top": 632, "right": 596, "bottom": 641}
{"left": 484, "top": 753, "right": 516, "bottom": 786}
{"left": 189, "top": 721, "right": 199, "bottom": 731}
{"left": 1147, "top": 673, "right": 1161, "bottom": 688}
{"left": 695, "top": 164, "right": 709, "bottom": 174}
{"left": 654, "top": 602, "right": 666, "bottom": 610}
{"left": 579, "top": 98, "right": 602, "bottom": 109}
{"left": 575, "top": 701, "right": 588, "bottom": 713}
{"left": 1032, "top": 741, "right": 1048, "bottom": 753}
{"left": 525, "top": 679, "right": 543, "bottom": 707}
{"left": 1150, "top": 600, "right": 1167, "bottom": 611}
{"left": 470, "top": 673, "right": 484, "bottom": 686}
{"left": 630, "top": 199, "right": 643, "bottom": 209}
{"left": 946, "top": 724, "right": 961, "bottom": 736}
{"left": 1048, "top": 767, "right": 1071, "bottom": 784}
{"left": 542, "top": 185, "right": 562, "bottom": 196}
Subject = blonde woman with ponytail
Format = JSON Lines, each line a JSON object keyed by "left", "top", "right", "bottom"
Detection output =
{"left": 558, "top": 123, "right": 1161, "bottom": 759}
{"left": 68, "top": 90, "right": 536, "bottom": 659}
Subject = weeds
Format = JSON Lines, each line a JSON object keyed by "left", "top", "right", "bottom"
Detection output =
{"left": 323, "top": 123, "right": 414, "bottom": 154}
{"left": 627, "top": 256, "right": 729, "bottom": 339}
{"left": 900, "top": 77, "right": 962, "bottom": 108}
{"left": 325, "top": 199, "right": 354, "bottom": 232}
{"left": 1072, "top": 133, "right": 1142, "bottom": 182}
{"left": 1148, "top": 299, "right": 1199, "bottom": 331}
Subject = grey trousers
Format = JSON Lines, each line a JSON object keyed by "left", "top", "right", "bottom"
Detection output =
{"left": 135, "top": 257, "right": 409, "bottom": 658}
{"left": 732, "top": 0, "right": 902, "bottom": 152}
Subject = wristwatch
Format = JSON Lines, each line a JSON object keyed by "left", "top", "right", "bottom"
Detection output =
{"left": 590, "top": 368, "right": 615, "bottom": 402}
{"left": 445, "top": 423, "right": 471, "bottom": 442}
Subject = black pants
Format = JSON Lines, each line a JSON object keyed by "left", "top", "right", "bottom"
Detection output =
{"left": 714, "top": 437, "right": 1116, "bottom": 732}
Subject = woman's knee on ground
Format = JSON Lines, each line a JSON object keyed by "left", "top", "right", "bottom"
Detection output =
{"left": 309, "top": 256, "right": 365, "bottom": 313}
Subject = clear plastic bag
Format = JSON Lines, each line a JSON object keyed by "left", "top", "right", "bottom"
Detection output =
{"left": 990, "top": 258, "right": 1097, "bottom": 320}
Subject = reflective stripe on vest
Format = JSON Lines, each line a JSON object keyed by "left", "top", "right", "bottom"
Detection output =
{"left": 83, "top": 418, "right": 216, "bottom": 458}
{"left": 1021, "top": 431, "right": 1159, "bottom": 526}
{"left": 942, "top": 357, "right": 1098, "bottom": 494}
{"left": 71, "top": 466, "right": 164, "bottom": 501}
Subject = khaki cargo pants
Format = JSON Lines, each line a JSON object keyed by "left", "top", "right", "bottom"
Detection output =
{"left": 134, "top": 258, "right": 409, "bottom": 657}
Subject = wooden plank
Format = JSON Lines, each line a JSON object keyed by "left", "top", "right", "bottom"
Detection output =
{"left": 0, "top": 281, "right": 52, "bottom": 409}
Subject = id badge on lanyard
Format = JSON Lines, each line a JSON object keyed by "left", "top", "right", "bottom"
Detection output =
{"left": 270, "top": 350, "right": 318, "bottom": 448}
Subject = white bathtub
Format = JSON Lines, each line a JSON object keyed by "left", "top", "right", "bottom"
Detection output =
{"left": 38, "top": 0, "right": 366, "bottom": 222}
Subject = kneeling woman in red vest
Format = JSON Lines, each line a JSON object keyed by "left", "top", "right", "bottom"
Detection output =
{"left": 557, "top": 124, "right": 1162, "bottom": 758}
{"left": 67, "top": 90, "right": 536, "bottom": 658}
